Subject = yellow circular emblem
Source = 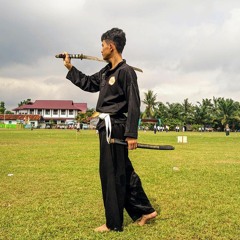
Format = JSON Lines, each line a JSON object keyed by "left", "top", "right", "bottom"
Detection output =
{"left": 109, "top": 76, "right": 116, "bottom": 85}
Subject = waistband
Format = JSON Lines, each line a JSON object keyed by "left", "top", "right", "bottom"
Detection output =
{"left": 92, "top": 111, "right": 127, "bottom": 119}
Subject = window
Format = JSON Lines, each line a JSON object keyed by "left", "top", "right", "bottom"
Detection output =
{"left": 61, "top": 110, "right": 66, "bottom": 115}
{"left": 38, "top": 109, "right": 42, "bottom": 114}
{"left": 53, "top": 109, "right": 58, "bottom": 115}
{"left": 30, "top": 109, "right": 34, "bottom": 114}
{"left": 69, "top": 110, "right": 73, "bottom": 115}
{"left": 45, "top": 109, "right": 50, "bottom": 115}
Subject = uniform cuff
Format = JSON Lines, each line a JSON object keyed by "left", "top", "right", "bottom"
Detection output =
{"left": 124, "top": 132, "right": 138, "bottom": 139}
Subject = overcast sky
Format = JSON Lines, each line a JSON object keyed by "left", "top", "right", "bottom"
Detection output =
{"left": 1, "top": 0, "right": 240, "bottom": 111}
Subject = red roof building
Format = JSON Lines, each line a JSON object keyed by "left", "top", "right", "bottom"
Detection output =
{"left": 13, "top": 100, "right": 87, "bottom": 112}
{"left": 11, "top": 100, "right": 88, "bottom": 125}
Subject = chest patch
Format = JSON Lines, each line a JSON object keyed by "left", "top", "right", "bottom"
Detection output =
{"left": 108, "top": 76, "right": 116, "bottom": 85}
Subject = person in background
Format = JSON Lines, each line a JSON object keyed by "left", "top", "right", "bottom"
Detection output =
{"left": 154, "top": 124, "right": 157, "bottom": 134}
{"left": 225, "top": 124, "right": 230, "bottom": 136}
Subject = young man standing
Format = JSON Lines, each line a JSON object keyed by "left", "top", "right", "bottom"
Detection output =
{"left": 63, "top": 28, "right": 157, "bottom": 232}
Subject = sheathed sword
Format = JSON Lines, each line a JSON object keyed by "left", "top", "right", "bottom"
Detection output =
{"left": 55, "top": 53, "right": 143, "bottom": 73}
{"left": 110, "top": 138, "right": 175, "bottom": 150}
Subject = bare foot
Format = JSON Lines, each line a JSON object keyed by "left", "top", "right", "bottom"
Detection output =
{"left": 138, "top": 211, "right": 157, "bottom": 226}
{"left": 94, "top": 224, "right": 110, "bottom": 232}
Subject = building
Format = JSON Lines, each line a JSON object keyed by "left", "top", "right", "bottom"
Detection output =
{"left": 0, "top": 114, "right": 43, "bottom": 128}
{"left": 10, "top": 100, "right": 87, "bottom": 127}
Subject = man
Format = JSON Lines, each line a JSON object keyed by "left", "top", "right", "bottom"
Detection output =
{"left": 63, "top": 28, "right": 157, "bottom": 232}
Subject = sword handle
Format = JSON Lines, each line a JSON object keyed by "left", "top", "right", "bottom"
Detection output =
{"left": 55, "top": 53, "right": 84, "bottom": 59}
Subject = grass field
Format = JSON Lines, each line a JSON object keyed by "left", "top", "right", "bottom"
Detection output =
{"left": 0, "top": 129, "right": 239, "bottom": 240}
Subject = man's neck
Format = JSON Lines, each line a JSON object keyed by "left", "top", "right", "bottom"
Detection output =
{"left": 109, "top": 54, "right": 123, "bottom": 70}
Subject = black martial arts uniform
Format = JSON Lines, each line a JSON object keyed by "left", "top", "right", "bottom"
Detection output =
{"left": 67, "top": 60, "right": 155, "bottom": 231}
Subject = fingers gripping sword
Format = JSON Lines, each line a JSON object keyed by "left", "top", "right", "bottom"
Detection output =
{"left": 110, "top": 138, "right": 175, "bottom": 150}
{"left": 55, "top": 53, "right": 143, "bottom": 73}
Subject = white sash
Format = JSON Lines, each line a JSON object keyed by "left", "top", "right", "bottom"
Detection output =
{"left": 99, "top": 113, "right": 112, "bottom": 144}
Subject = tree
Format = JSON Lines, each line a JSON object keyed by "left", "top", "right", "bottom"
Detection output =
{"left": 85, "top": 108, "right": 95, "bottom": 118}
{"left": 194, "top": 98, "right": 213, "bottom": 127}
{"left": 213, "top": 97, "right": 240, "bottom": 130}
{"left": 181, "top": 98, "right": 194, "bottom": 125}
{"left": 0, "top": 101, "right": 6, "bottom": 114}
{"left": 18, "top": 99, "right": 32, "bottom": 107}
{"left": 142, "top": 90, "right": 159, "bottom": 119}
{"left": 165, "top": 102, "right": 183, "bottom": 128}
{"left": 155, "top": 102, "right": 168, "bottom": 124}
{"left": 75, "top": 112, "right": 88, "bottom": 123}
{"left": 75, "top": 108, "right": 95, "bottom": 123}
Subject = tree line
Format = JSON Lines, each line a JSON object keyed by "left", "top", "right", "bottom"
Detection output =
{"left": 141, "top": 90, "right": 240, "bottom": 131}
{"left": 1, "top": 92, "right": 240, "bottom": 131}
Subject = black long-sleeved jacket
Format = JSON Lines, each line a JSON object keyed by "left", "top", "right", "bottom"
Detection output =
{"left": 66, "top": 60, "right": 140, "bottom": 139}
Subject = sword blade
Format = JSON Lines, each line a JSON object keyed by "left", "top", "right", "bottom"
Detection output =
{"left": 81, "top": 54, "right": 106, "bottom": 63}
{"left": 55, "top": 53, "right": 143, "bottom": 73}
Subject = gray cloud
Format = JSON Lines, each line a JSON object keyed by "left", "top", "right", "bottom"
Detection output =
{"left": 1, "top": 0, "right": 240, "bottom": 111}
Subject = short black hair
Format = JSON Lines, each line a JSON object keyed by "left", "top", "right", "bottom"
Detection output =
{"left": 101, "top": 28, "right": 126, "bottom": 53}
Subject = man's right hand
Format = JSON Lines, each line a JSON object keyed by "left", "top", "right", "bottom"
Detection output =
{"left": 63, "top": 52, "right": 73, "bottom": 70}
{"left": 125, "top": 137, "right": 138, "bottom": 150}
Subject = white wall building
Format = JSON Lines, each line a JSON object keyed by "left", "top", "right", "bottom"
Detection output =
{"left": 12, "top": 100, "right": 87, "bottom": 126}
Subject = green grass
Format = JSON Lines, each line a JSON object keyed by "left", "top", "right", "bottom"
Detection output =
{"left": 0, "top": 129, "right": 239, "bottom": 239}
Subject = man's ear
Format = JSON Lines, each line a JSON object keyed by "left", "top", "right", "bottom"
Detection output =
{"left": 109, "top": 42, "right": 115, "bottom": 52}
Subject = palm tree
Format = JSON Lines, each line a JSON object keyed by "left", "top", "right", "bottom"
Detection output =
{"left": 166, "top": 102, "right": 184, "bottom": 128}
{"left": 155, "top": 102, "right": 168, "bottom": 122}
{"left": 181, "top": 98, "right": 194, "bottom": 124}
{"left": 142, "top": 90, "right": 159, "bottom": 119}
{"left": 166, "top": 102, "right": 183, "bottom": 119}
{"left": 194, "top": 98, "right": 213, "bottom": 127}
{"left": 214, "top": 97, "right": 239, "bottom": 130}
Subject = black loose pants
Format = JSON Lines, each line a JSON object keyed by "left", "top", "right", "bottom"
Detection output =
{"left": 98, "top": 121, "right": 155, "bottom": 231}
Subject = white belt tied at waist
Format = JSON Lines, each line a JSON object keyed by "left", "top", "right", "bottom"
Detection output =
{"left": 98, "top": 113, "right": 112, "bottom": 144}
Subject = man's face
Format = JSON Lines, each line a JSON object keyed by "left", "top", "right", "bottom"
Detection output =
{"left": 101, "top": 40, "right": 112, "bottom": 61}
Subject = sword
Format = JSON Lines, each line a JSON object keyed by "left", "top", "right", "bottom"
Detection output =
{"left": 55, "top": 53, "right": 143, "bottom": 73}
{"left": 110, "top": 138, "right": 175, "bottom": 150}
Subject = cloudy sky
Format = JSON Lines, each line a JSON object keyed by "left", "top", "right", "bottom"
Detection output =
{"left": 1, "top": 0, "right": 240, "bottom": 111}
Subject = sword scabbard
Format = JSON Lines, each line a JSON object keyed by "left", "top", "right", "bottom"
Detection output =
{"left": 110, "top": 138, "right": 175, "bottom": 150}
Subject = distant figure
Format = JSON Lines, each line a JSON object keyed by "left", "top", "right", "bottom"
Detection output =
{"left": 154, "top": 124, "right": 157, "bottom": 134}
{"left": 225, "top": 124, "right": 230, "bottom": 136}
{"left": 165, "top": 125, "right": 169, "bottom": 132}
{"left": 77, "top": 122, "right": 80, "bottom": 132}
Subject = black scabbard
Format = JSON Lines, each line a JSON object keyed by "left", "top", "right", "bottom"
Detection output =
{"left": 110, "top": 139, "right": 175, "bottom": 150}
